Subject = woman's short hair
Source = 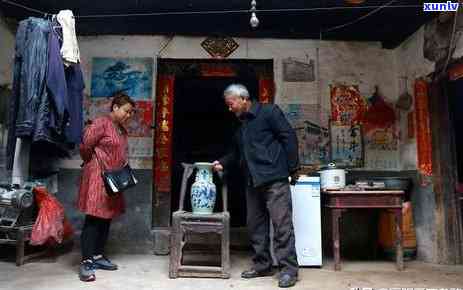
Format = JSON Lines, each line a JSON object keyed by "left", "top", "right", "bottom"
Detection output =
{"left": 111, "top": 92, "right": 136, "bottom": 111}
{"left": 223, "top": 84, "right": 250, "bottom": 100}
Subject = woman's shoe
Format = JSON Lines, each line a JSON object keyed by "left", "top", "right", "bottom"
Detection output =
{"left": 79, "top": 260, "right": 96, "bottom": 282}
{"left": 93, "top": 255, "right": 118, "bottom": 271}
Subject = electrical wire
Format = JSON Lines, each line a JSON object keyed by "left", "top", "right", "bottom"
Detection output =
{"left": 1, "top": 0, "right": 46, "bottom": 15}
{"left": 75, "top": 5, "right": 421, "bottom": 19}
{"left": 0, "top": 0, "right": 423, "bottom": 37}
{"left": 0, "top": 0, "right": 422, "bottom": 19}
{"left": 323, "top": 0, "right": 396, "bottom": 33}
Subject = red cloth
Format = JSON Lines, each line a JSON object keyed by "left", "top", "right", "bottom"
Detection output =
{"left": 31, "top": 187, "right": 74, "bottom": 246}
{"left": 77, "top": 115, "right": 128, "bottom": 219}
{"left": 363, "top": 95, "right": 396, "bottom": 131}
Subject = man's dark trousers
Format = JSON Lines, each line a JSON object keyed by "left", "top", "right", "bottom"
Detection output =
{"left": 246, "top": 179, "right": 298, "bottom": 276}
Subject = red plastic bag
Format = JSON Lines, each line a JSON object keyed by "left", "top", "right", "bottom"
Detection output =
{"left": 30, "top": 186, "right": 74, "bottom": 246}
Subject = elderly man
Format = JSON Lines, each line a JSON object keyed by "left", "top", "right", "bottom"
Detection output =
{"left": 213, "top": 84, "right": 300, "bottom": 288}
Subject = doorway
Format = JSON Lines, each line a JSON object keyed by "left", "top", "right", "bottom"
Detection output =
{"left": 171, "top": 76, "right": 258, "bottom": 227}
{"left": 152, "top": 59, "right": 274, "bottom": 254}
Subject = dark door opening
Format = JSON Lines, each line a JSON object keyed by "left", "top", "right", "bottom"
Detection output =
{"left": 171, "top": 76, "right": 258, "bottom": 227}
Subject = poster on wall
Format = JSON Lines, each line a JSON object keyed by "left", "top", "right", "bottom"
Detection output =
{"left": 362, "top": 87, "right": 399, "bottom": 170}
{"left": 330, "top": 85, "right": 367, "bottom": 125}
{"left": 281, "top": 104, "right": 330, "bottom": 165}
{"left": 364, "top": 127, "right": 398, "bottom": 151}
{"left": 282, "top": 58, "right": 315, "bottom": 82}
{"left": 330, "top": 122, "right": 363, "bottom": 168}
{"left": 128, "top": 137, "right": 153, "bottom": 157}
{"left": 83, "top": 97, "right": 153, "bottom": 138}
{"left": 86, "top": 57, "right": 155, "bottom": 169}
{"left": 83, "top": 96, "right": 111, "bottom": 119}
{"left": 365, "top": 151, "right": 399, "bottom": 170}
{"left": 125, "top": 101, "right": 153, "bottom": 137}
{"left": 90, "top": 57, "right": 153, "bottom": 100}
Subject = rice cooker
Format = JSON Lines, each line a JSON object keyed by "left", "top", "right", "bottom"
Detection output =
{"left": 318, "top": 163, "right": 346, "bottom": 190}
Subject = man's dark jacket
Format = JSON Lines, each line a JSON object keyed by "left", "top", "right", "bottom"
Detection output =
{"left": 220, "top": 102, "right": 299, "bottom": 188}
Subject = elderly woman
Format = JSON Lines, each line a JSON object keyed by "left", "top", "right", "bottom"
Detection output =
{"left": 77, "top": 92, "right": 135, "bottom": 282}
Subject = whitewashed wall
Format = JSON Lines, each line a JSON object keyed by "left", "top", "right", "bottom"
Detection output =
{"left": 318, "top": 41, "right": 398, "bottom": 170}
{"left": 394, "top": 27, "right": 435, "bottom": 170}
{"left": 64, "top": 35, "right": 400, "bottom": 170}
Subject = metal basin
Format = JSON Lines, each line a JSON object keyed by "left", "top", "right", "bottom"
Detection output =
{"left": 371, "top": 177, "right": 411, "bottom": 191}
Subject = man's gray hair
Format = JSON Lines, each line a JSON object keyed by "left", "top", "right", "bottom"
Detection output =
{"left": 223, "top": 84, "right": 250, "bottom": 100}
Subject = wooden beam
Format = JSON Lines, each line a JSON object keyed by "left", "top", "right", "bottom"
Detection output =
{"left": 429, "top": 79, "right": 463, "bottom": 264}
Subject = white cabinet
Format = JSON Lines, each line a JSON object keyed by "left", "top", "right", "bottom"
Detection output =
{"left": 291, "top": 176, "right": 322, "bottom": 266}
{"left": 271, "top": 176, "right": 322, "bottom": 266}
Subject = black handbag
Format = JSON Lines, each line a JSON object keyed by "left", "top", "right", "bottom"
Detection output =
{"left": 95, "top": 152, "right": 138, "bottom": 196}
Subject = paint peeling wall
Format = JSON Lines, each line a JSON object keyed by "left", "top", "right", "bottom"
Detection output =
{"left": 63, "top": 35, "right": 400, "bottom": 170}
{"left": 394, "top": 27, "right": 435, "bottom": 171}
{"left": 0, "top": 16, "right": 452, "bottom": 259}
{"left": 393, "top": 26, "right": 438, "bottom": 263}
{"left": 318, "top": 41, "right": 398, "bottom": 170}
{"left": 51, "top": 35, "right": 402, "bottom": 253}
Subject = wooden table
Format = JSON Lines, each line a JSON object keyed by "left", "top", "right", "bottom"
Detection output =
{"left": 324, "top": 189, "right": 404, "bottom": 271}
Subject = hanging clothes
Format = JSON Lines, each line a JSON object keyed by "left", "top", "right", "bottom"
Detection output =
{"left": 64, "top": 63, "right": 85, "bottom": 145}
{"left": 50, "top": 14, "right": 85, "bottom": 145}
{"left": 57, "top": 10, "right": 80, "bottom": 65}
{"left": 31, "top": 19, "right": 71, "bottom": 149}
{"left": 47, "top": 22, "right": 69, "bottom": 134}
{"left": 7, "top": 14, "right": 84, "bottom": 170}
{"left": 11, "top": 17, "right": 50, "bottom": 137}
{"left": 7, "top": 17, "right": 52, "bottom": 169}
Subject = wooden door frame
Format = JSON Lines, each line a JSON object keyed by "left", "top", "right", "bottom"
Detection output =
{"left": 151, "top": 59, "right": 274, "bottom": 254}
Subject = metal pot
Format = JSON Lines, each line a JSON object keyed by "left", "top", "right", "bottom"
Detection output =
{"left": 318, "top": 163, "right": 347, "bottom": 190}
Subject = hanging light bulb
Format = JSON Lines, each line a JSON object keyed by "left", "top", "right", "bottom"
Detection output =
{"left": 250, "top": 12, "right": 259, "bottom": 28}
{"left": 250, "top": 0, "right": 259, "bottom": 28}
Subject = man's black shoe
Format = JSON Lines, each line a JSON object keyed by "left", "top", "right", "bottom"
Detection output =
{"left": 241, "top": 268, "right": 274, "bottom": 279}
{"left": 278, "top": 273, "right": 297, "bottom": 288}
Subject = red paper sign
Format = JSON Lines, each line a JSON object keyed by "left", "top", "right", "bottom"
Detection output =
{"left": 259, "top": 78, "right": 274, "bottom": 104}
{"left": 330, "top": 85, "right": 366, "bottom": 125}
{"left": 414, "top": 80, "right": 432, "bottom": 176}
{"left": 154, "top": 76, "right": 175, "bottom": 192}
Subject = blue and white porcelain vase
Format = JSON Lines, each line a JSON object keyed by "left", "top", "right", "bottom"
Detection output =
{"left": 190, "top": 162, "right": 217, "bottom": 214}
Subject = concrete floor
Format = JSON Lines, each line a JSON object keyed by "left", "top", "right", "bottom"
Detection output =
{"left": 1, "top": 249, "right": 463, "bottom": 290}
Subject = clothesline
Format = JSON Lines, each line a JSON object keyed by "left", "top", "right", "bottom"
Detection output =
{"left": 0, "top": 0, "right": 421, "bottom": 36}
{"left": 1, "top": 0, "right": 421, "bottom": 19}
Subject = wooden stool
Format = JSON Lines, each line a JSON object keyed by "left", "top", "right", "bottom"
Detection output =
{"left": 169, "top": 163, "right": 230, "bottom": 279}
